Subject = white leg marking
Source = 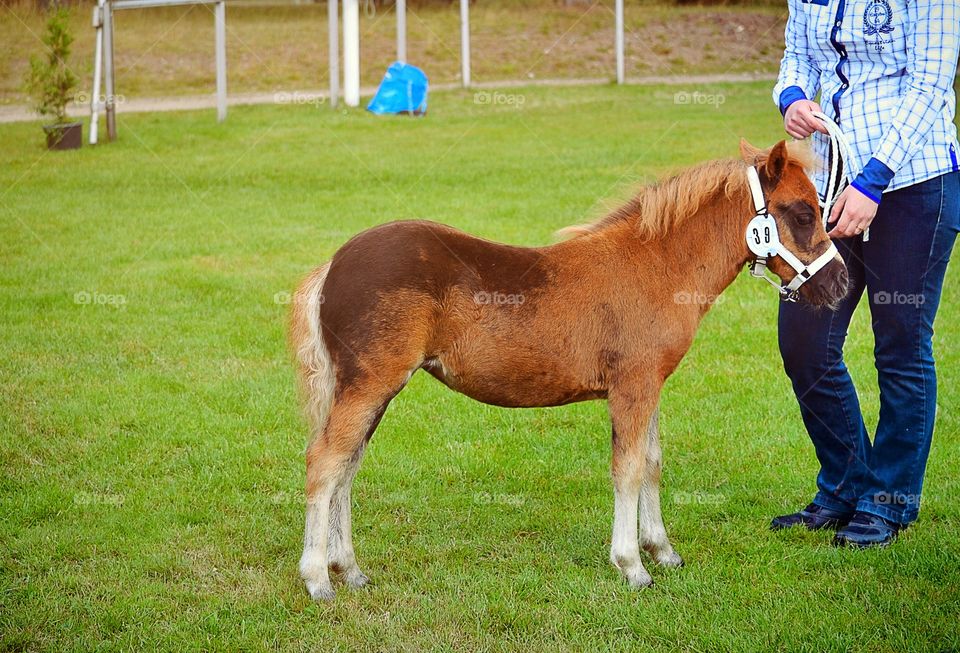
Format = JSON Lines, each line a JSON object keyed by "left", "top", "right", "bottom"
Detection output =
{"left": 300, "top": 487, "right": 337, "bottom": 601}
{"left": 327, "top": 446, "right": 370, "bottom": 588}
{"left": 639, "top": 407, "right": 682, "bottom": 567}
{"left": 611, "top": 482, "right": 652, "bottom": 588}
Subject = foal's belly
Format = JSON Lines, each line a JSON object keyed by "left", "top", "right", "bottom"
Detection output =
{"left": 421, "top": 354, "right": 605, "bottom": 408}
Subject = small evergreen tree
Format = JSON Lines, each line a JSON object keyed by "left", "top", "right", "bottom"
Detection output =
{"left": 25, "top": 6, "right": 78, "bottom": 125}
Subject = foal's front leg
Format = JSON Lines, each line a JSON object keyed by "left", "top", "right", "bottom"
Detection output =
{"left": 607, "top": 387, "right": 658, "bottom": 588}
{"left": 638, "top": 406, "right": 683, "bottom": 568}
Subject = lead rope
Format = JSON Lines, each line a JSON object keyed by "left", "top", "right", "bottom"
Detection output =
{"left": 811, "top": 111, "right": 869, "bottom": 241}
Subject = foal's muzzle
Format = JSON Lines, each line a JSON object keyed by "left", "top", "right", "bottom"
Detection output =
{"left": 800, "top": 258, "right": 849, "bottom": 308}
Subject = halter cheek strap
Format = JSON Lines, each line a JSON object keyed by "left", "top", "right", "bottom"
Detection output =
{"left": 746, "top": 166, "right": 839, "bottom": 303}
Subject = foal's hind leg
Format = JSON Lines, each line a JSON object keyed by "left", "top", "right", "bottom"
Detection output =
{"left": 638, "top": 406, "right": 683, "bottom": 568}
{"left": 327, "top": 393, "right": 392, "bottom": 588}
{"left": 326, "top": 440, "right": 370, "bottom": 588}
{"left": 300, "top": 384, "right": 398, "bottom": 600}
{"left": 608, "top": 386, "right": 659, "bottom": 588}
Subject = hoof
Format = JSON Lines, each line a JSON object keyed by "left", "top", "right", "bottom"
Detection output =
{"left": 625, "top": 569, "right": 654, "bottom": 589}
{"left": 345, "top": 569, "right": 370, "bottom": 589}
{"left": 612, "top": 553, "right": 653, "bottom": 589}
{"left": 655, "top": 550, "right": 684, "bottom": 568}
{"left": 300, "top": 552, "right": 334, "bottom": 601}
{"left": 306, "top": 580, "right": 336, "bottom": 601}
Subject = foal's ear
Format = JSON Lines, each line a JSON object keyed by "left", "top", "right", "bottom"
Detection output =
{"left": 739, "top": 139, "right": 789, "bottom": 183}
{"left": 762, "top": 140, "right": 789, "bottom": 182}
{"left": 738, "top": 138, "right": 762, "bottom": 164}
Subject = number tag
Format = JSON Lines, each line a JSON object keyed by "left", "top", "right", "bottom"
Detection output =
{"left": 746, "top": 213, "right": 780, "bottom": 257}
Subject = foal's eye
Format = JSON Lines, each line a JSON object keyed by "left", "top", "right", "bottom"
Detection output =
{"left": 795, "top": 212, "right": 815, "bottom": 226}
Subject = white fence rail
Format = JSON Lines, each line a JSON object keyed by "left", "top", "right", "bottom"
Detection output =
{"left": 90, "top": 0, "right": 227, "bottom": 143}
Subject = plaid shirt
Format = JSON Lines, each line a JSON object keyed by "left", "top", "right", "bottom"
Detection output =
{"left": 774, "top": 0, "right": 960, "bottom": 202}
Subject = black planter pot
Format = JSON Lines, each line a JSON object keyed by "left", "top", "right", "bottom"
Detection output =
{"left": 43, "top": 121, "right": 82, "bottom": 150}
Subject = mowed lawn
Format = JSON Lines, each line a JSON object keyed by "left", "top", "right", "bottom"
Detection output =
{"left": 2, "top": 83, "right": 959, "bottom": 651}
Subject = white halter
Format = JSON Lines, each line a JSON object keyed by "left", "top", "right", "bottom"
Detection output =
{"left": 812, "top": 111, "right": 869, "bottom": 241}
{"left": 746, "top": 165, "right": 840, "bottom": 303}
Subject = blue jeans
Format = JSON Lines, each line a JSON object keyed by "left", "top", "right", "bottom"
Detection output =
{"left": 778, "top": 172, "right": 960, "bottom": 525}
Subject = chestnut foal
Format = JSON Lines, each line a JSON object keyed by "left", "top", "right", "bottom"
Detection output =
{"left": 289, "top": 140, "right": 848, "bottom": 600}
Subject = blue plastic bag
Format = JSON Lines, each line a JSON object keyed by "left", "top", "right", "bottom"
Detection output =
{"left": 366, "top": 62, "right": 428, "bottom": 116}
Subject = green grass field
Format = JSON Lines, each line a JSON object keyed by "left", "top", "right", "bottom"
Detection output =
{"left": 2, "top": 82, "right": 959, "bottom": 651}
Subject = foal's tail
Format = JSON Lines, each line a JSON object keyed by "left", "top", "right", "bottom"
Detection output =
{"left": 290, "top": 262, "right": 336, "bottom": 436}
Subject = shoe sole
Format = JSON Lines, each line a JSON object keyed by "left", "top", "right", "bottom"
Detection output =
{"left": 832, "top": 535, "right": 896, "bottom": 549}
{"left": 770, "top": 519, "right": 849, "bottom": 532}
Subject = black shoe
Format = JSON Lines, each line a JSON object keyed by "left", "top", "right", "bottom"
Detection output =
{"left": 833, "top": 511, "right": 903, "bottom": 548}
{"left": 770, "top": 502, "right": 854, "bottom": 531}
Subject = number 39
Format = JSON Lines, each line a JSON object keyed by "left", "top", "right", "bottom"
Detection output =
{"left": 752, "top": 226, "right": 771, "bottom": 246}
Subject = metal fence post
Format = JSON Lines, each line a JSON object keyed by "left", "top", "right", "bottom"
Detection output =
{"left": 396, "top": 0, "right": 406, "bottom": 63}
{"left": 90, "top": 0, "right": 104, "bottom": 144}
{"left": 329, "top": 0, "right": 339, "bottom": 108}
{"left": 615, "top": 0, "right": 624, "bottom": 84}
{"left": 215, "top": 0, "right": 226, "bottom": 121}
{"left": 343, "top": 0, "right": 360, "bottom": 106}
{"left": 103, "top": 0, "right": 116, "bottom": 141}
{"left": 460, "top": 0, "right": 470, "bottom": 88}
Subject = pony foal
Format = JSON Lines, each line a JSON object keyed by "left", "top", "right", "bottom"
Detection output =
{"left": 289, "top": 140, "right": 848, "bottom": 600}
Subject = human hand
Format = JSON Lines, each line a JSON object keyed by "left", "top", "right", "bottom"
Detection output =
{"left": 827, "top": 185, "right": 879, "bottom": 238}
{"left": 784, "top": 100, "right": 829, "bottom": 139}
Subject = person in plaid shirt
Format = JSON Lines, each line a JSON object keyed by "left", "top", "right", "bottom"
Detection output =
{"left": 770, "top": 0, "right": 960, "bottom": 547}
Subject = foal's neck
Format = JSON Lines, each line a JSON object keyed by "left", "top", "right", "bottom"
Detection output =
{"left": 673, "top": 186, "right": 751, "bottom": 303}
{"left": 631, "top": 177, "right": 753, "bottom": 312}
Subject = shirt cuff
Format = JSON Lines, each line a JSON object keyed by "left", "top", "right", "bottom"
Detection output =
{"left": 778, "top": 86, "right": 807, "bottom": 116}
{"left": 850, "top": 158, "right": 895, "bottom": 204}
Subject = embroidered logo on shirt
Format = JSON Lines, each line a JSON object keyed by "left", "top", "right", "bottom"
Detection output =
{"left": 863, "top": 0, "right": 895, "bottom": 52}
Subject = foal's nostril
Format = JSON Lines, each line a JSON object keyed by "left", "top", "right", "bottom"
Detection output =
{"left": 836, "top": 265, "right": 850, "bottom": 294}
{"left": 804, "top": 259, "right": 849, "bottom": 307}
{"left": 823, "top": 261, "right": 850, "bottom": 305}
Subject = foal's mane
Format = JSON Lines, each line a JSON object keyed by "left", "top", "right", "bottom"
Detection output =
{"left": 561, "top": 143, "right": 814, "bottom": 242}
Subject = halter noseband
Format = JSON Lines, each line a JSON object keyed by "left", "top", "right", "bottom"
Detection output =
{"left": 745, "top": 165, "right": 839, "bottom": 303}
